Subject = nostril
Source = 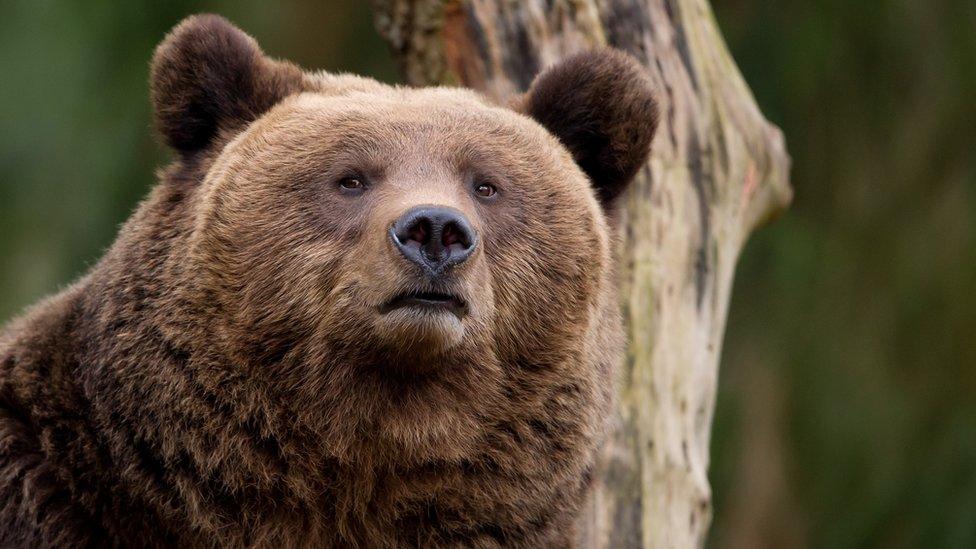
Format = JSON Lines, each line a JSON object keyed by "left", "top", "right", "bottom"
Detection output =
{"left": 407, "top": 218, "right": 431, "bottom": 246}
{"left": 441, "top": 221, "right": 468, "bottom": 250}
{"left": 394, "top": 215, "right": 431, "bottom": 250}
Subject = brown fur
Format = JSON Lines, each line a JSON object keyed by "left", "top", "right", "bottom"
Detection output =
{"left": 0, "top": 15, "right": 657, "bottom": 548}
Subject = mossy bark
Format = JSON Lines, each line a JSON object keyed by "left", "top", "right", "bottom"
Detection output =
{"left": 370, "top": 1, "right": 791, "bottom": 546}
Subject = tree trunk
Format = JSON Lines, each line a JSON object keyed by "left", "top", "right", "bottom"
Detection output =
{"left": 370, "top": 1, "right": 792, "bottom": 546}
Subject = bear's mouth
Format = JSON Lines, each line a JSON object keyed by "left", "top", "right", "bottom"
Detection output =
{"left": 379, "top": 291, "right": 468, "bottom": 318}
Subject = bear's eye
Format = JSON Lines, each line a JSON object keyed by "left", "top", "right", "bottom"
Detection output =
{"left": 338, "top": 177, "right": 364, "bottom": 193}
{"left": 474, "top": 182, "right": 497, "bottom": 198}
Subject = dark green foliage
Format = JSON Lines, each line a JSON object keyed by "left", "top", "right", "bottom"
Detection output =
{"left": 710, "top": 1, "right": 976, "bottom": 547}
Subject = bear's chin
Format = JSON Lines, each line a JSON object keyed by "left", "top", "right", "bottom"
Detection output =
{"left": 372, "top": 306, "right": 466, "bottom": 366}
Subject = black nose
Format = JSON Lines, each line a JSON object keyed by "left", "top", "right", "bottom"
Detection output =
{"left": 390, "top": 206, "right": 477, "bottom": 275}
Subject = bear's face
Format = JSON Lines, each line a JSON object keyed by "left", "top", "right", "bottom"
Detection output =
{"left": 196, "top": 90, "right": 605, "bottom": 371}
{"left": 150, "top": 15, "right": 657, "bottom": 462}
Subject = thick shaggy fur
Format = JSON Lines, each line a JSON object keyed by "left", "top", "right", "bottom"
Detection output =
{"left": 0, "top": 15, "right": 657, "bottom": 547}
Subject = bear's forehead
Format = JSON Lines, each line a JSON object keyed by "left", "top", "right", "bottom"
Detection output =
{"left": 267, "top": 90, "right": 555, "bottom": 148}
{"left": 233, "top": 89, "right": 579, "bottom": 182}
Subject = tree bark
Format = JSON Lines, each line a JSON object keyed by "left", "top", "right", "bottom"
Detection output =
{"left": 370, "top": 1, "right": 791, "bottom": 546}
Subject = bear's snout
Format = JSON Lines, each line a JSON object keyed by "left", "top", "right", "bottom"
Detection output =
{"left": 390, "top": 205, "right": 477, "bottom": 277}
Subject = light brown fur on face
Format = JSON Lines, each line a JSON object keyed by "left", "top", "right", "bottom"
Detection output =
{"left": 0, "top": 14, "right": 657, "bottom": 547}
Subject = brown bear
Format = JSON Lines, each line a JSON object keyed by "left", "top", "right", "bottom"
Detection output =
{"left": 0, "top": 14, "right": 657, "bottom": 548}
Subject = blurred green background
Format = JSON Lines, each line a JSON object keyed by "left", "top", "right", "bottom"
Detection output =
{"left": 0, "top": 1, "right": 973, "bottom": 547}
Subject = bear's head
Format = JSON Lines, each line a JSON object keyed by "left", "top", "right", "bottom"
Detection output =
{"left": 147, "top": 15, "right": 657, "bottom": 465}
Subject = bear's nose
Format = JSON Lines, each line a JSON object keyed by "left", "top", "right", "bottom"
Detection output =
{"left": 390, "top": 205, "right": 477, "bottom": 276}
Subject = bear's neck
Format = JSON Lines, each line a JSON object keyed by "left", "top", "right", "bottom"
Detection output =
{"left": 74, "top": 283, "right": 512, "bottom": 545}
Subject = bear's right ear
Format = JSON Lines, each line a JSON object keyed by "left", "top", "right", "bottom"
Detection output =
{"left": 516, "top": 49, "right": 659, "bottom": 211}
{"left": 150, "top": 14, "right": 305, "bottom": 154}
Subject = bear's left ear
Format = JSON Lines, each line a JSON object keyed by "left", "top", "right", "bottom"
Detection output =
{"left": 517, "top": 48, "right": 659, "bottom": 209}
{"left": 150, "top": 14, "right": 306, "bottom": 155}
